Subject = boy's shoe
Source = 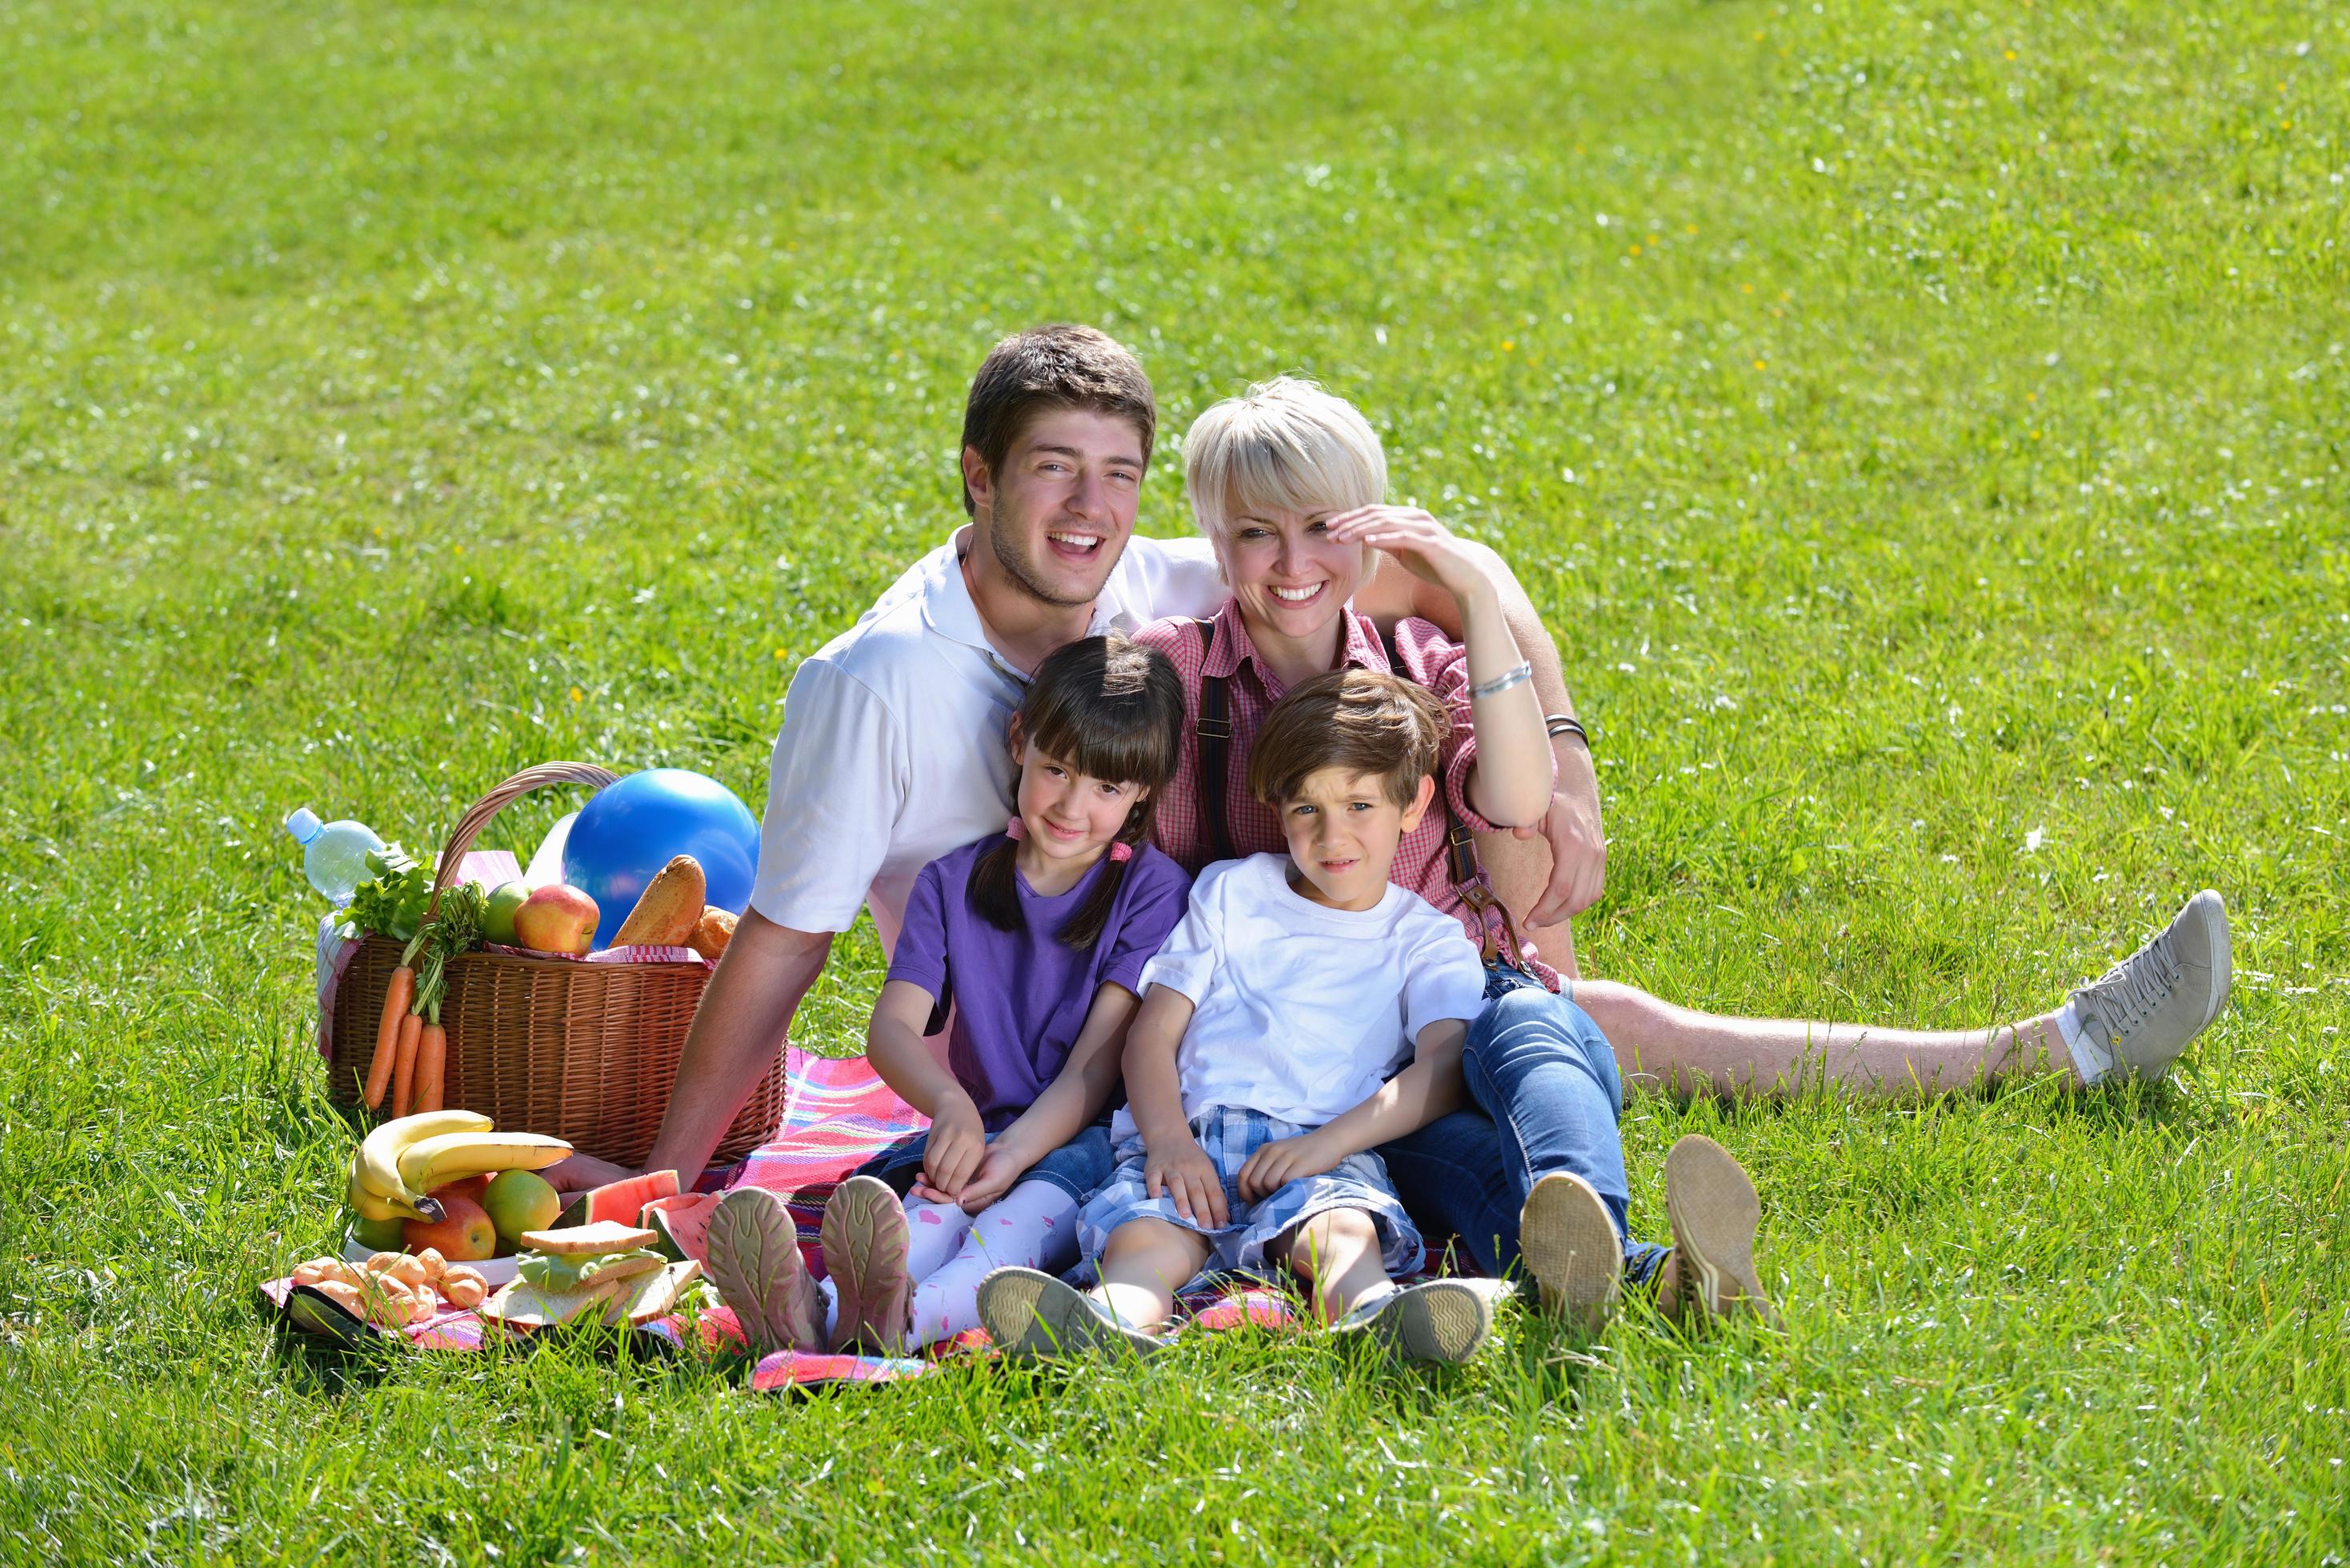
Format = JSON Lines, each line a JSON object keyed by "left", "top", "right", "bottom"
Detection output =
{"left": 1518, "top": 1172, "right": 1621, "bottom": 1332}
{"left": 976, "top": 1266, "right": 1159, "bottom": 1362}
{"left": 820, "top": 1175, "right": 912, "bottom": 1354}
{"left": 1658, "top": 1135, "right": 1774, "bottom": 1329}
{"left": 703, "top": 1187, "right": 823, "bottom": 1356}
{"left": 1331, "top": 1278, "right": 1495, "bottom": 1363}
{"left": 2067, "top": 890, "right": 2232, "bottom": 1085}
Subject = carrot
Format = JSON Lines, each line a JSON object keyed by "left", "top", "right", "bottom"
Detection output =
{"left": 413, "top": 1022, "right": 447, "bottom": 1115}
{"left": 390, "top": 1010, "right": 423, "bottom": 1118}
{"left": 364, "top": 966, "right": 415, "bottom": 1110}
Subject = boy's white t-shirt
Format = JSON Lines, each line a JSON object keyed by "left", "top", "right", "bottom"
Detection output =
{"left": 1123, "top": 853, "right": 1491, "bottom": 1134}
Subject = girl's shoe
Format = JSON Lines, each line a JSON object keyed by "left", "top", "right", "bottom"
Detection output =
{"left": 703, "top": 1187, "right": 823, "bottom": 1356}
{"left": 1658, "top": 1135, "right": 1774, "bottom": 1328}
{"left": 821, "top": 1175, "right": 913, "bottom": 1354}
{"left": 976, "top": 1266, "right": 1159, "bottom": 1362}
{"left": 1331, "top": 1278, "right": 1495, "bottom": 1363}
{"left": 1518, "top": 1172, "right": 1621, "bottom": 1332}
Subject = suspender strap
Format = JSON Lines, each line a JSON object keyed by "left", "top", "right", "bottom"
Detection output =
{"left": 1376, "top": 625, "right": 1530, "bottom": 970}
{"left": 1192, "top": 618, "right": 1236, "bottom": 863}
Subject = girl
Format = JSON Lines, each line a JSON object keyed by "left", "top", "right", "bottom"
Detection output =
{"left": 707, "top": 633, "right": 1193, "bottom": 1355}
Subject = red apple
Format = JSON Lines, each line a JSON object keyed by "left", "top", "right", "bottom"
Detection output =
{"left": 402, "top": 1194, "right": 498, "bottom": 1262}
{"left": 428, "top": 1174, "right": 490, "bottom": 1206}
{"left": 512, "top": 885, "right": 599, "bottom": 956}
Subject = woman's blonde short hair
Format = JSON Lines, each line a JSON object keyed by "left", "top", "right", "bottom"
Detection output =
{"left": 1182, "top": 377, "right": 1387, "bottom": 538}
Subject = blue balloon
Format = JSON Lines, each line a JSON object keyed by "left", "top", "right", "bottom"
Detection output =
{"left": 562, "top": 769, "right": 761, "bottom": 948}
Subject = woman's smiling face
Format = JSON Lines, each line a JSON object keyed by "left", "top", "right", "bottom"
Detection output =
{"left": 1216, "top": 506, "right": 1370, "bottom": 644}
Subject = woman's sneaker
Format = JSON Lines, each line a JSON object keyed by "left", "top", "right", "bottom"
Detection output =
{"left": 703, "top": 1186, "right": 823, "bottom": 1356}
{"left": 976, "top": 1266, "right": 1159, "bottom": 1362}
{"left": 1331, "top": 1279, "right": 1496, "bottom": 1363}
{"left": 1656, "top": 1135, "right": 1774, "bottom": 1329}
{"left": 819, "top": 1175, "right": 912, "bottom": 1354}
{"left": 2065, "top": 890, "right": 2232, "bottom": 1085}
{"left": 1518, "top": 1172, "right": 1622, "bottom": 1332}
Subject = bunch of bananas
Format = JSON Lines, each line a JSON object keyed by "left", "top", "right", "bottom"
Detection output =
{"left": 348, "top": 1110, "right": 573, "bottom": 1223}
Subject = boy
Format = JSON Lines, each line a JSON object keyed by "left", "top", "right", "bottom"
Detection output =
{"left": 979, "top": 668, "right": 1511, "bottom": 1362}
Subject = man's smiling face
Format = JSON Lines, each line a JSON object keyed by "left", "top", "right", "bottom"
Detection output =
{"left": 967, "top": 406, "right": 1147, "bottom": 609}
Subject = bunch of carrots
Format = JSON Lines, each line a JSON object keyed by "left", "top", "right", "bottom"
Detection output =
{"left": 362, "top": 881, "right": 487, "bottom": 1116}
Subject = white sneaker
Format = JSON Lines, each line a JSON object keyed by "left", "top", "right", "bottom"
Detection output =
{"left": 975, "top": 1266, "right": 1159, "bottom": 1362}
{"left": 1331, "top": 1278, "right": 1495, "bottom": 1363}
{"left": 2068, "top": 890, "right": 2232, "bottom": 1084}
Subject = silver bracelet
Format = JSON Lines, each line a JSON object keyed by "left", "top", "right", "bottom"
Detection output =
{"left": 1469, "top": 660, "right": 1534, "bottom": 699}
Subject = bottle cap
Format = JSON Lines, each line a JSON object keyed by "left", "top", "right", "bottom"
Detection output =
{"left": 285, "top": 806, "right": 323, "bottom": 844}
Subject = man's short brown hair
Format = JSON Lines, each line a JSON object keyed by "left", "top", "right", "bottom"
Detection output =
{"left": 959, "top": 324, "right": 1158, "bottom": 516}
{"left": 1248, "top": 669, "right": 1451, "bottom": 809}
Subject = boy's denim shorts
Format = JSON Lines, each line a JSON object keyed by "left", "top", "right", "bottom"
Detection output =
{"left": 1075, "top": 1106, "right": 1424, "bottom": 1289}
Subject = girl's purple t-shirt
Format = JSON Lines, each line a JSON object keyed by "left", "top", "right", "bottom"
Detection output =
{"left": 885, "top": 838, "right": 1193, "bottom": 1133}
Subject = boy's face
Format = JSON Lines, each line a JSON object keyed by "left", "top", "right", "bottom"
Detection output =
{"left": 1276, "top": 766, "right": 1437, "bottom": 912}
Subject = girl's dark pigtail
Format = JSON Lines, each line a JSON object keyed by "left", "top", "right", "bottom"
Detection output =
{"left": 1059, "top": 822, "right": 1146, "bottom": 952}
{"left": 968, "top": 834, "right": 1024, "bottom": 934}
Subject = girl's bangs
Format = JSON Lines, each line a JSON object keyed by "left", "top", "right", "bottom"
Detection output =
{"left": 1023, "top": 693, "right": 1175, "bottom": 790}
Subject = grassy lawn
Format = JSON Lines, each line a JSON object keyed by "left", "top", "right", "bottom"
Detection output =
{"left": 4, "top": 0, "right": 2347, "bottom": 1560}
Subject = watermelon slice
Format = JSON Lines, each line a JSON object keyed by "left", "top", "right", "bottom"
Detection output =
{"left": 640, "top": 1192, "right": 723, "bottom": 1264}
{"left": 554, "top": 1170, "right": 682, "bottom": 1231}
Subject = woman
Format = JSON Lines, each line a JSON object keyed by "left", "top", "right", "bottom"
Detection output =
{"left": 1131, "top": 377, "right": 2230, "bottom": 1297}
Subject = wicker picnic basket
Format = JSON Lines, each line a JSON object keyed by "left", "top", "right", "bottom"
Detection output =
{"left": 323, "top": 762, "right": 788, "bottom": 1168}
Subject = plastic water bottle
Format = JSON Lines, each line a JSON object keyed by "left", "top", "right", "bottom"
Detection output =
{"left": 285, "top": 807, "right": 386, "bottom": 904}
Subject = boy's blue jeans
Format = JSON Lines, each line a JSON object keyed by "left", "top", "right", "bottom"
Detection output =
{"left": 1377, "top": 964, "right": 1671, "bottom": 1283}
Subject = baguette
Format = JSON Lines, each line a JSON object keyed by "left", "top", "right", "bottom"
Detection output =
{"left": 611, "top": 856, "right": 707, "bottom": 948}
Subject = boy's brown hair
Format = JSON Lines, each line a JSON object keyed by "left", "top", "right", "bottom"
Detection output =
{"left": 1248, "top": 669, "right": 1451, "bottom": 809}
{"left": 959, "top": 325, "right": 1158, "bottom": 516}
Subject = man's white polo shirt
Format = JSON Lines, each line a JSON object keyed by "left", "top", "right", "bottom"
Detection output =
{"left": 750, "top": 526, "right": 1222, "bottom": 951}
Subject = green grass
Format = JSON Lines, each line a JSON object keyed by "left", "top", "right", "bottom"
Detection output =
{"left": 4, "top": 0, "right": 2348, "bottom": 1560}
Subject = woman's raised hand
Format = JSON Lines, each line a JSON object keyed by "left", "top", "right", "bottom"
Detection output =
{"left": 1327, "top": 506, "right": 1495, "bottom": 606}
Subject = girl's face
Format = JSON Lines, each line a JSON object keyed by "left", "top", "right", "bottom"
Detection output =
{"left": 1009, "top": 737, "right": 1147, "bottom": 869}
{"left": 1216, "top": 506, "right": 1371, "bottom": 646}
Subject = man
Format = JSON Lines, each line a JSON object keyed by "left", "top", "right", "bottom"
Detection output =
{"left": 551, "top": 324, "right": 1603, "bottom": 1189}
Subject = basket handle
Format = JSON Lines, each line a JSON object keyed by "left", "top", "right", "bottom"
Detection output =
{"left": 427, "top": 762, "right": 619, "bottom": 909}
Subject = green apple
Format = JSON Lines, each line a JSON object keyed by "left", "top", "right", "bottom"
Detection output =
{"left": 482, "top": 1169, "right": 563, "bottom": 1244}
{"left": 350, "top": 1213, "right": 407, "bottom": 1253}
{"left": 482, "top": 880, "right": 533, "bottom": 946}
